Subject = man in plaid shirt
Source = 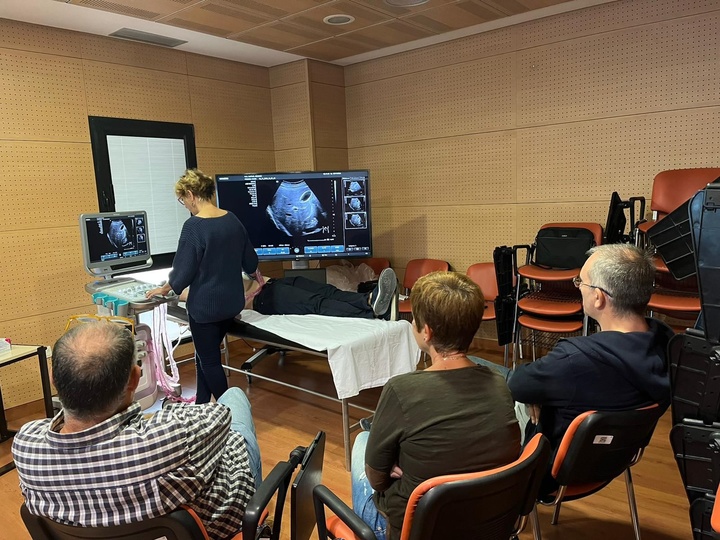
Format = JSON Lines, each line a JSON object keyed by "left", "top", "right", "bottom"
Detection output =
{"left": 12, "top": 321, "right": 261, "bottom": 539}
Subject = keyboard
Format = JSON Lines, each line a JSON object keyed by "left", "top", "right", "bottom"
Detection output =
{"left": 99, "top": 280, "right": 159, "bottom": 303}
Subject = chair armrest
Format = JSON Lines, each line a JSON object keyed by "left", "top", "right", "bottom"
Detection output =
{"left": 243, "top": 461, "right": 295, "bottom": 539}
{"left": 313, "top": 485, "right": 377, "bottom": 540}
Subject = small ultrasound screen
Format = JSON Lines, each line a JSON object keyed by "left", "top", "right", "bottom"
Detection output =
{"left": 84, "top": 213, "right": 149, "bottom": 264}
{"left": 216, "top": 170, "right": 372, "bottom": 261}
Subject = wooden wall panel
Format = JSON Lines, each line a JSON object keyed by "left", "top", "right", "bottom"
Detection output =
{"left": 0, "top": 19, "right": 81, "bottom": 58}
{"left": 345, "top": 0, "right": 720, "bottom": 295}
{"left": 81, "top": 34, "right": 187, "bottom": 73}
{"left": 349, "top": 132, "right": 515, "bottom": 207}
{"left": 346, "top": 54, "right": 513, "bottom": 147}
{"left": 0, "top": 49, "right": 88, "bottom": 141}
{"left": 190, "top": 76, "right": 274, "bottom": 149}
{"left": 269, "top": 59, "right": 307, "bottom": 88}
{"left": 517, "top": 108, "right": 720, "bottom": 203}
{"left": 0, "top": 142, "right": 97, "bottom": 231}
{"left": 517, "top": 12, "right": 720, "bottom": 126}
{"left": 0, "top": 228, "right": 89, "bottom": 322}
{"left": 271, "top": 82, "right": 312, "bottom": 150}
{"left": 514, "top": 0, "right": 720, "bottom": 50}
{"left": 372, "top": 205, "right": 516, "bottom": 274}
{"left": 84, "top": 60, "right": 193, "bottom": 122}
{"left": 516, "top": 202, "right": 609, "bottom": 246}
{"left": 308, "top": 59, "right": 344, "bottom": 86}
{"left": 345, "top": 26, "right": 513, "bottom": 85}
{"left": 311, "top": 82, "right": 347, "bottom": 149}
{"left": 315, "top": 148, "right": 349, "bottom": 170}
{"left": 274, "top": 148, "right": 314, "bottom": 171}
{"left": 196, "top": 148, "right": 275, "bottom": 177}
{"left": 186, "top": 52, "right": 269, "bottom": 86}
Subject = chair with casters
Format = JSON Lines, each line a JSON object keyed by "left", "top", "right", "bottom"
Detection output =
{"left": 512, "top": 222, "right": 603, "bottom": 367}
{"left": 313, "top": 433, "right": 551, "bottom": 540}
{"left": 538, "top": 405, "right": 664, "bottom": 540}
{"left": 635, "top": 168, "right": 720, "bottom": 248}
{"left": 397, "top": 259, "right": 449, "bottom": 321}
{"left": 20, "top": 431, "right": 326, "bottom": 540}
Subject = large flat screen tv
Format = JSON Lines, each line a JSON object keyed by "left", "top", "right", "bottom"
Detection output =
{"left": 216, "top": 170, "right": 372, "bottom": 263}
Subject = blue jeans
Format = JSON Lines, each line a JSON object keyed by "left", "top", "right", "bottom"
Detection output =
{"left": 351, "top": 431, "right": 387, "bottom": 540}
{"left": 217, "top": 387, "right": 262, "bottom": 489}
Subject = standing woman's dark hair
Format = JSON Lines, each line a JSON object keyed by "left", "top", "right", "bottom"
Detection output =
{"left": 146, "top": 168, "right": 259, "bottom": 403}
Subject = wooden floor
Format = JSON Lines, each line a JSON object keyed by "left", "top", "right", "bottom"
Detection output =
{"left": 0, "top": 337, "right": 693, "bottom": 540}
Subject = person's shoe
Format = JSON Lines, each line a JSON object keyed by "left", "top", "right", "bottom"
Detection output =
{"left": 359, "top": 416, "right": 373, "bottom": 431}
{"left": 371, "top": 268, "right": 397, "bottom": 317}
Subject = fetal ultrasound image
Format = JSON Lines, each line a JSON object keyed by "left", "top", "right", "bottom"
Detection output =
{"left": 266, "top": 180, "right": 328, "bottom": 236}
{"left": 345, "top": 180, "right": 365, "bottom": 195}
{"left": 346, "top": 212, "right": 366, "bottom": 228}
{"left": 107, "top": 219, "right": 133, "bottom": 250}
{"left": 345, "top": 197, "right": 365, "bottom": 212}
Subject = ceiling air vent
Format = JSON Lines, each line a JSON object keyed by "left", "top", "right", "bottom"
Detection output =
{"left": 108, "top": 28, "right": 188, "bottom": 48}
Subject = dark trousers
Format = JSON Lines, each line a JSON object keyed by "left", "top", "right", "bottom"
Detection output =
{"left": 188, "top": 313, "right": 232, "bottom": 404}
{"left": 253, "top": 276, "right": 374, "bottom": 319}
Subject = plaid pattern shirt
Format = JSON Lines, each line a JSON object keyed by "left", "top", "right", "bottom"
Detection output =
{"left": 12, "top": 401, "right": 255, "bottom": 540}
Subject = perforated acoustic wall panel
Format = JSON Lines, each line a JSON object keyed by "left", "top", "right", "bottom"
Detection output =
{"left": 347, "top": 55, "right": 514, "bottom": 148}
{"left": 349, "top": 132, "right": 515, "bottom": 207}
{"left": 271, "top": 83, "right": 312, "bottom": 151}
{"left": 345, "top": 0, "right": 720, "bottom": 284}
{"left": 84, "top": 61, "right": 192, "bottom": 122}
{"left": 2, "top": 20, "right": 275, "bottom": 408}
{"left": 275, "top": 149, "right": 315, "bottom": 171}
{"left": 190, "top": 76, "right": 274, "bottom": 150}
{"left": 0, "top": 142, "right": 97, "bottom": 231}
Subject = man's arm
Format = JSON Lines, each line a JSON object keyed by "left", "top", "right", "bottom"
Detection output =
{"left": 364, "top": 385, "right": 403, "bottom": 492}
{"left": 507, "top": 343, "right": 576, "bottom": 407}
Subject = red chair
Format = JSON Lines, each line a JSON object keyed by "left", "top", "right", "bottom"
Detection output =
{"left": 314, "top": 433, "right": 551, "bottom": 540}
{"left": 357, "top": 257, "right": 390, "bottom": 276}
{"left": 466, "top": 262, "right": 499, "bottom": 322}
{"left": 636, "top": 168, "right": 720, "bottom": 246}
{"left": 538, "top": 405, "right": 663, "bottom": 540}
{"left": 398, "top": 259, "right": 449, "bottom": 321}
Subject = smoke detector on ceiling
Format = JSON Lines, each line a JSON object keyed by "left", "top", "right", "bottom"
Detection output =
{"left": 323, "top": 14, "right": 355, "bottom": 25}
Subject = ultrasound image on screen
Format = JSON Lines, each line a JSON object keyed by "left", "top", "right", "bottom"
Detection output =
{"left": 266, "top": 180, "right": 329, "bottom": 237}
{"left": 345, "top": 196, "right": 365, "bottom": 212}
{"left": 84, "top": 215, "right": 148, "bottom": 264}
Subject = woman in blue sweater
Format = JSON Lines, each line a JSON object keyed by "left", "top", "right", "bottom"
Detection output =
{"left": 147, "top": 169, "right": 259, "bottom": 403}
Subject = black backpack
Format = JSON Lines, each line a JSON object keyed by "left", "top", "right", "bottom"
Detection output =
{"left": 534, "top": 227, "right": 596, "bottom": 270}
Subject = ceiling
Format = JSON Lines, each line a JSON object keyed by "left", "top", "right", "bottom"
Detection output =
{"left": 0, "top": 0, "right": 614, "bottom": 67}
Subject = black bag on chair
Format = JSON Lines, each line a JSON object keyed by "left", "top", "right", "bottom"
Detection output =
{"left": 534, "top": 227, "right": 596, "bottom": 269}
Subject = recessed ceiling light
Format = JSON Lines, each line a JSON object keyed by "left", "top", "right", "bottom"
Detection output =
{"left": 323, "top": 14, "right": 355, "bottom": 25}
{"left": 384, "top": 0, "right": 430, "bottom": 6}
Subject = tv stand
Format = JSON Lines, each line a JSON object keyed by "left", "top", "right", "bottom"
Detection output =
{"left": 291, "top": 260, "right": 310, "bottom": 270}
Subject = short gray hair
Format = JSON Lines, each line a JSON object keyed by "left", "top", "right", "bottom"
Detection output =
{"left": 586, "top": 244, "right": 655, "bottom": 316}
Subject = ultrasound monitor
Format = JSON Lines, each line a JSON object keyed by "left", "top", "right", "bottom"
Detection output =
{"left": 216, "top": 170, "right": 373, "bottom": 263}
{"left": 80, "top": 211, "right": 153, "bottom": 278}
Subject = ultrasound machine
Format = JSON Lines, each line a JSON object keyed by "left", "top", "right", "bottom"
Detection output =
{"left": 79, "top": 210, "right": 177, "bottom": 409}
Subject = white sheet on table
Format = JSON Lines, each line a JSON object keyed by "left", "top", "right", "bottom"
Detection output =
{"left": 239, "top": 310, "right": 419, "bottom": 399}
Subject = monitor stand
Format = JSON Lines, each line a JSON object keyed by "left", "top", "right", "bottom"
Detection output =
{"left": 291, "top": 260, "right": 310, "bottom": 270}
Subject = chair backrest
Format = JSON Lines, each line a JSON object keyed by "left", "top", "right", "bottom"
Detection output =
{"left": 551, "top": 405, "right": 663, "bottom": 488}
{"left": 466, "top": 262, "right": 498, "bottom": 302}
{"left": 291, "top": 431, "right": 326, "bottom": 540}
{"left": 400, "top": 434, "right": 551, "bottom": 540}
{"left": 20, "top": 503, "right": 206, "bottom": 540}
{"left": 526, "top": 222, "right": 602, "bottom": 273}
{"left": 402, "top": 259, "right": 449, "bottom": 290}
{"left": 650, "top": 168, "right": 720, "bottom": 217}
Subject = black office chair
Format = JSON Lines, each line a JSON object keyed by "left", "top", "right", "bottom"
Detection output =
{"left": 20, "top": 431, "right": 326, "bottom": 540}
